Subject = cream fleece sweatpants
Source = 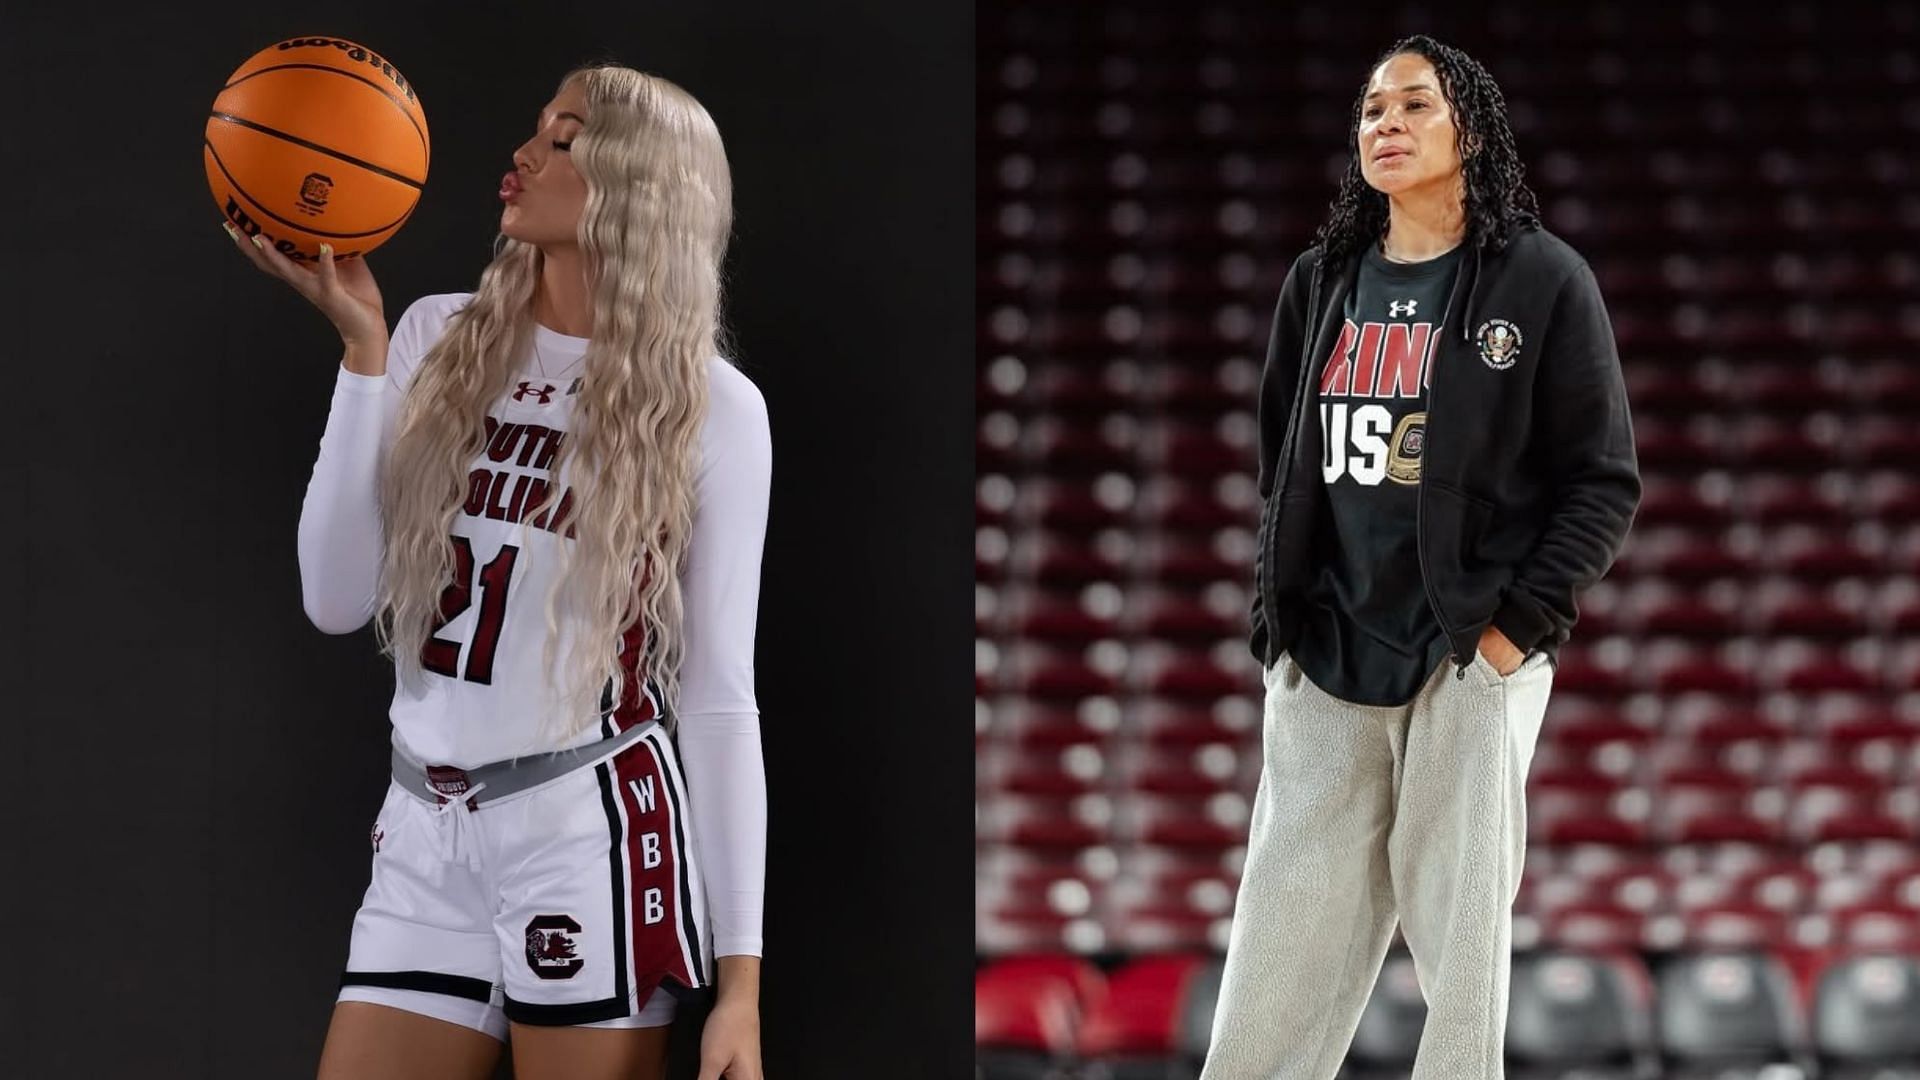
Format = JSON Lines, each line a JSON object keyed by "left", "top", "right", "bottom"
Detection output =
{"left": 1199, "top": 645, "right": 1555, "bottom": 1080}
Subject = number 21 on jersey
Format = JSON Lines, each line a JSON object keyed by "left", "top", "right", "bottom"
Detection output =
{"left": 422, "top": 536, "right": 521, "bottom": 684}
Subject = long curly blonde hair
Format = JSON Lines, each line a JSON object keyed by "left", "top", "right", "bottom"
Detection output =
{"left": 372, "top": 64, "right": 732, "bottom": 750}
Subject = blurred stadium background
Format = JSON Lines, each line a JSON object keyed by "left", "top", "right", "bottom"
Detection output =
{"left": 975, "top": 2, "right": 1920, "bottom": 1076}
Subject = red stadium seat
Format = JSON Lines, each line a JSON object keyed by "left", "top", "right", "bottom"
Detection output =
{"left": 1131, "top": 645, "right": 1256, "bottom": 700}
{"left": 1142, "top": 417, "right": 1254, "bottom": 478}
{"left": 1549, "top": 642, "right": 1637, "bottom": 697}
{"left": 1125, "top": 696, "right": 1261, "bottom": 748}
{"left": 1005, "top": 587, "right": 1122, "bottom": 644}
{"left": 1764, "top": 640, "right": 1884, "bottom": 695}
{"left": 1679, "top": 903, "right": 1795, "bottom": 951}
{"left": 1077, "top": 954, "right": 1209, "bottom": 1058}
{"left": 1734, "top": 414, "right": 1843, "bottom": 470}
{"left": 991, "top": 700, "right": 1113, "bottom": 749}
{"left": 1744, "top": 473, "right": 1854, "bottom": 525}
{"left": 1862, "top": 471, "right": 1920, "bottom": 522}
{"left": 1643, "top": 641, "right": 1758, "bottom": 696}
{"left": 1636, "top": 473, "right": 1733, "bottom": 526}
{"left": 976, "top": 968, "right": 1080, "bottom": 1056}
{"left": 1024, "top": 534, "right": 1130, "bottom": 586}
{"left": 1144, "top": 360, "right": 1258, "bottom": 415}
{"left": 1000, "top": 644, "right": 1122, "bottom": 700}
{"left": 1766, "top": 524, "right": 1885, "bottom": 580}
{"left": 978, "top": 793, "right": 1110, "bottom": 851}
{"left": 1658, "top": 772, "right": 1785, "bottom": 846}
{"left": 1635, "top": 416, "right": 1724, "bottom": 469}
{"left": 1869, "top": 578, "right": 1920, "bottom": 634}
{"left": 1529, "top": 773, "right": 1652, "bottom": 847}
{"left": 1105, "top": 868, "right": 1239, "bottom": 953}
{"left": 1030, "top": 415, "right": 1139, "bottom": 473}
{"left": 1786, "top": 774, "right": 1909, "bottom": 846}
{"left": 1542, "top": 903, "right": 1652, "bottom": 950}
{"left": 976, "top": 867, "right": 1107, "bottom": 955}
{"left": 1027, "top": 477, "right": 1132, "bottom": 533}
{"left": 1138, "top": 475, "right": 1258, "bottom": 533}
{"left": 1113, "top": 793, "right": 1250, "bottom": 851}
{"left": 1029, "top": 362, "right": 1136, "bottom": 415}
{"left": 1623, "top": 525, "right": 1756, "bottom": 581}
{"left": 1113, "top": 740, "right": 1252, "bottom": 797}
{"left": 980, "top": 744, "right": 1109, "bottom": 798}
{"left": 1128, "top": 587, "right": 1245, "bottom": 643}
{"left": 1856, "top": 417, "right": 1920, "bottom": 469}
{"left": 1138, "top": 533, "right": 1246, "bottom": 585}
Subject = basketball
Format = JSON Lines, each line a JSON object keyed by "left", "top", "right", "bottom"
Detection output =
{"left": 205, "top": 36, "right": 429, "bottom": 263}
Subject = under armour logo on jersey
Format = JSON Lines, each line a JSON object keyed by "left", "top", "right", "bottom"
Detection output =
{"left": 513, "top": 381, "right": 556, "bottom": 404}
{"left": 1388, "top": 299, "right": 1418, "bottom": 317}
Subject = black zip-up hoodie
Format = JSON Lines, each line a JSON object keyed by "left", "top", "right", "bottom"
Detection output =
{"left": 1250, "top": 224, "right": 1640, "bottom": 678}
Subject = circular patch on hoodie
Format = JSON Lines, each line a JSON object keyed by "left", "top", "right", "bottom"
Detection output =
{"left": 1476, "top": 318, "right": 1523, "bottom": 370}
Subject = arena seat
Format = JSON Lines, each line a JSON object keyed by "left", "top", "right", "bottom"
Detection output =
{"left": 1811, "top": 953, "right": 1920, "bottom": 1075}
{"left": 1652, "top": 951, "right": 1801, "bottom": 1076}
{"left": 1077, "top": 954, "right": 1211, "bottom": 1078}
{"left": 975, "top": 958, "right": 1088, "bottom": 1078}
{"left": 1506, "top": 950, "right": 1656, "bottom": 1078}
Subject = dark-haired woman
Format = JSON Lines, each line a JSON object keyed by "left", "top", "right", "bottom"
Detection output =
{"left": 1202, "top": 35, "right": 1639, "bottom": 1077}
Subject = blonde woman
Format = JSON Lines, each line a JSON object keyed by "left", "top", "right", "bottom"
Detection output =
{"left": 224, "top": 65, "right": 769, "bottom": 1080}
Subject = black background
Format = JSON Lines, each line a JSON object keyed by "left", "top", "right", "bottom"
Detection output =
{"left": 0, "top": 1, "right": 971, "bottom": 1076}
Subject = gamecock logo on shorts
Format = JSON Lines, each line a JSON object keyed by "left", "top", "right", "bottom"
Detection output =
{"left": 525, "top": 914, "right": 585, "bottom": 980}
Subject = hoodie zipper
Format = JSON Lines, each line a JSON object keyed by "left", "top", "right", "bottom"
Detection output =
{"left": 1419, "top": 245, "right": 1480, "bottom": 680}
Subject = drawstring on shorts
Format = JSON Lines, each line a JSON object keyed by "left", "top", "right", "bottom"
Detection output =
{"left": 428, "top": 780, "right": 489, "bottom": 873}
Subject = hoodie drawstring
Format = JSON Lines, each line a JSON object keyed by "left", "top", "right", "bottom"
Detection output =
{"left": 1459, "top": 246, "right": 1483, "bottom": 343}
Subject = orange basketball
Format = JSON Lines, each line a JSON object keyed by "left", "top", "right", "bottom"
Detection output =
{"left": 205, "top": 36, "right": 429, "bottom": 263}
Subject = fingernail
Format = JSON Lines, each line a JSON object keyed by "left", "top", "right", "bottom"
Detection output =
{"left": 319, "top": 243, "right": 332, "bottom": 258}
{"left": 251, "top": 235, "right": 265, "bottom": 250}
{"left": 221, "top": 222, "right": 237, "bottom": 240}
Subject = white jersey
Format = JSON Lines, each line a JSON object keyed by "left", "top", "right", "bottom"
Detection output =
{"left": 296, "top": 292, "right": 770, "bottom": 958}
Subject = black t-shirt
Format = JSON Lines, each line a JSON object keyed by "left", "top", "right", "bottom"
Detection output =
{"left": 1291, "top": 240, "right": 1465, "bottom": 706}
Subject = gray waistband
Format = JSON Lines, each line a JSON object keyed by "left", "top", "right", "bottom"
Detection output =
{"left": 391, "top": 719, "right": 662, "bottom": 808}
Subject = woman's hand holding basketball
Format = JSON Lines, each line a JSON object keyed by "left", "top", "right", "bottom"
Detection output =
{"left": 222, "top": 222, "right": 388, "bottom": 349}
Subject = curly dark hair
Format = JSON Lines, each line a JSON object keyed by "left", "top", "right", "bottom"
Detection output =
{"left": 1313, "top": 34, "right": 1542, "bottom": 268}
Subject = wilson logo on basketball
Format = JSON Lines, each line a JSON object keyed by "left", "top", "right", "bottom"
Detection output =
{"left": 298, "top": 173, "right": 333, "bottom": 211}
{"left": 272, "top": 37, "right": 418, "bottom": 102}
{"left": 525, "top": 914, "right": 585, "bottom": 980}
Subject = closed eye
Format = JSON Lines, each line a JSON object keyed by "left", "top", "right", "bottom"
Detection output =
{"left": 1365, "top": 100, "right": 1431, "bottom": 118}
{"left": 552, "top": 140, "right": 572, "bottom": 151}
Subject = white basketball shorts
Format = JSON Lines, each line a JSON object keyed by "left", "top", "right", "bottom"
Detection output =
{"left": 335, "top": 724, "right": 713, "bottom": 1039}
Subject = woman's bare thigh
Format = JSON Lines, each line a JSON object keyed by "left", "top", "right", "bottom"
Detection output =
{"left": 508, "top": 1022, "right": 671, "bottom": 1080}
{"left": 315, "top": 1001, "right": 503, "bottom": 1080}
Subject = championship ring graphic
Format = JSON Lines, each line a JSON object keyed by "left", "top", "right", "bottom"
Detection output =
{"left": 1476, "top": 318, "right": 1522, "bottom": 370}
{"left": 1387, "top": 411, "right": 1426, "bottom": 485}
